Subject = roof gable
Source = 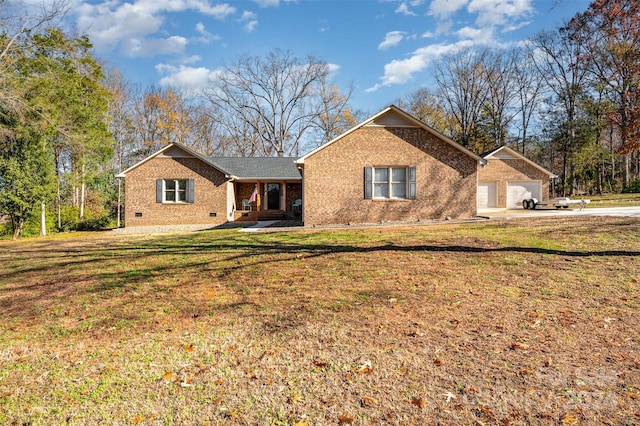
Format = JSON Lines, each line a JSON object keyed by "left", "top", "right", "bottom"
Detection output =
{"left": 365, "top": 110, "right": 419, "bottom": 127}
{"left": 296, "top": 105, "right": 485, "bottom": 165}
{"left": 162, "top": 145, "right": 195, "bottom": 158}
{"left": 482, "top": 146, "right": 557, "bottom": 178}
{"left": 115, "top": 143, "right": 229, "bottom": 178}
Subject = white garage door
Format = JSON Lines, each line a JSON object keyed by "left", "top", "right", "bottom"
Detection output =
{"left": 477, "top": 182, "right": 497, "bottom": 208}
{"left": 507, "top": 181, "right": 541, "bottom": 208}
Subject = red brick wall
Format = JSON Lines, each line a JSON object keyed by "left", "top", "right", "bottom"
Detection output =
{"left": 478, "top": 159, "right": 550, "bottom": 208}
{"left": 302, "top": 126, "right": 478, "bottom": 226}
{"left": 124, "top": 156, "right": 228, "bottom": 227}
{"left": 285, "top": 183, "right": 302, "bottom": 212}
{"left": 236, "top": 183, "right": 257, "bottom": 211}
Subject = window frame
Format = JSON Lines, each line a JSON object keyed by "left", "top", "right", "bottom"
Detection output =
{"left": 156, "top": 179, "right": 194, "bottom": 204}
{"left": 364, "top": 166, "right": 416, "bottom": 200}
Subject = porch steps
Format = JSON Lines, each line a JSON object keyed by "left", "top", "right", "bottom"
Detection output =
{"left": 235, "top": 210, "right": 285, "bottom": 222}
{"left": 256, "top": 211, "right": 286, "bottom": 221}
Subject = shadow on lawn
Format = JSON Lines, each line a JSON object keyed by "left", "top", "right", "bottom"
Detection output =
{"left": 1, "top": 220, "right": 638, "bottom": 322}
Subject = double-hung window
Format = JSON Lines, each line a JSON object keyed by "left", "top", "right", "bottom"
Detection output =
{"left": 365, "top": 166, "right": 416, "bottom": 200}
{"left": 156, "top": 179, "right": 194, "bottom": 203}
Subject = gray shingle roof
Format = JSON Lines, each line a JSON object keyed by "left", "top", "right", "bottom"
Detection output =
{"left": 209, "top": 157, "right": 302, "bottom": 180}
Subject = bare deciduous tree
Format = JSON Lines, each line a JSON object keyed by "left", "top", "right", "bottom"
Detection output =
{"left": 433, "top": 48, "right": 491, "bottom": 152}
{"left": 481, "top": 49, "right": 519, "bottom": 149}
{"left": 395, "top": 87, "right": 454, "bottom": 136}
{"left": 205, "top": 49, "right": 332, "bottom": 157}
{"left": 530, "top": 28, "right": 592, "bottom": 195}
{"left": 312, "top": 79, "right": 356, "bottom": 146}
{"left": 512, "top": 47, "right": 545, "bottom": 155}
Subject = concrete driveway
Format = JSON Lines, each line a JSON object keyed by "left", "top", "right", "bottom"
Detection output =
{"left": 479, "top": 206, "right": 640, "bottom": 219}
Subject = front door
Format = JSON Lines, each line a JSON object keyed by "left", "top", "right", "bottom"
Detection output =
{"left": 267, "top": 183, "right": 280, "bottom": 210}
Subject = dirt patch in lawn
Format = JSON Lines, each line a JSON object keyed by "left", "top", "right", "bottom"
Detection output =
{"left": 0, "top": 216, "right": 639, "bottom": 425}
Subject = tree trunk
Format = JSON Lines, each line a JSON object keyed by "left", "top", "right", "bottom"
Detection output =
{"left": 12, "top": 216, "right": 23, "bottom": 240}
{"left": 625, "top": 155, "right": 630, "bottom": 185}
{"left": 40, "top": 201, "right": 46, "bottom": 237}
{"left": 80, "top": 182, "right": 85, "bottom": 221}
{"left": 562, "top": 148, "right": 568, "bottom": 196}
{"left": 55, "top": 149, "right": 61, "bottom": 230}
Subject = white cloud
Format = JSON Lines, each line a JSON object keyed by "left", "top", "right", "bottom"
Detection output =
{"left": 502, "top": 20, "right": 532, "bottom": 33}
{"left": 183, "top": 54, "right": 203, "bottom": 64}
{"left": 239, "top": 11, "right": 258, "bottom": 33}
{"left": 327, "top": 63, "right": 341, "bottom": 76}
{"left": 253, "top": 0, "right": 279, "bottom": 7}
{"left": 435, "top": 19, "right": 453, "bottom": 34}
{"left": 366, "top": 40, "right": 474, "bottom": 92}
{"left": 378, "top": 31, "right": 406, "bottom": 50}
{"left": 468, "top": 0, "right": 533, "bottom": 27}
{"left": 75, "top": 0, "right": 236, "bottom": 56}
{"left": 455, "top": 26, "right": 494, "bottom": 43}
{"left": 157, "top": 64, "right": 222, "bottom": 91}
{"left": 327, "top": 63, "right": 340, "bottom": 72}
{"left": 395, "top": 2, "right": 416, "bottom": 16}
{"left": 428, "top": 0, "right": 468, "bottom": 19}
{"left": 122, "top": 35, "right": 188, "bottom": 57}
{"left": 195, "top": 22, "right": 221, "bottom": 43}
{"left": 75, "top": 2, "right": 164, "bottom": 52}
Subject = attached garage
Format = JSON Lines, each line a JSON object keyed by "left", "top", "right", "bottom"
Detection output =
{"left": 478, "top": 146, "right": 556, "bottom": 209}
{"left": 506, "top": 181, "right": 542, "bottom": 208}
{"left": 477, "top": 182, "right": 497, "bottom": 208}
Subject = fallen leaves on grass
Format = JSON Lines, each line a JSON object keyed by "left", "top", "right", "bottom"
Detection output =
{"left": 510, "top": 342, "right": 529, "bottom": 350}
{"left": 356, "top": 360, "right": 373, "bottom": 374}
{"left": 561, "top": 413, "right": 579, "bottom": 424}
{"left": 288, "top": 394, "right": 303, "bottom": 404}
{"left": 625, "top": 391, "right": 640, "bottom": 400}
{"left": 411, "top": 397, "right": 426, "bottom": 408}
{"left": 338, "top": 413, "right": 355, "bottom": 424}
{"left": 361, "top": 396, "right": 378, "bottom": 407}
{"left": 130, "top": 415, "right": 145, "bottom": 424}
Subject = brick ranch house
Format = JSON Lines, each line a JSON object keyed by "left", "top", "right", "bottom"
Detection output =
{"left": 116, "top": 105, "right": 555, "bottom": 228}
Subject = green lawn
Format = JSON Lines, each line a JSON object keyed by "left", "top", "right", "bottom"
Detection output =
{"left": 1, "top": 217, "right": 639, "bottom": 425}
{"left": 583, "top": 193, "right": 640, "bottom": 208}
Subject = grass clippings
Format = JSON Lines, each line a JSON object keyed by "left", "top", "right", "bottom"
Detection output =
{"left": 1, "top": 216, "right": 639, "bottom": 425}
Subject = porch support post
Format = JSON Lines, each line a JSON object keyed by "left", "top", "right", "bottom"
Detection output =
{"left": 256, "top": 181, "right": 261, "bottom": 211}
{"left": 281, "top": 181, "right": 286, "bottom": 212}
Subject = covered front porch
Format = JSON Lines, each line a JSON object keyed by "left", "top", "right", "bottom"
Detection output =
{"left": 232, "top": 181, "right": 302, "bottom": 222}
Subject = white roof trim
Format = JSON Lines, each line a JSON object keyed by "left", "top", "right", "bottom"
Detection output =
{"left": 115, "top": 143, "right": 229, "bottom": 178}
{"left": 483, "top": 146, "right": 557, "bottom": 178}
{"left": 296, "top": 105, "right": 486, "bottom": 165}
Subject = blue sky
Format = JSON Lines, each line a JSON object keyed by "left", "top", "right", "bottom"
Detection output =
{"left": 65, "top": 0, "right": 591, "bottom": 112}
